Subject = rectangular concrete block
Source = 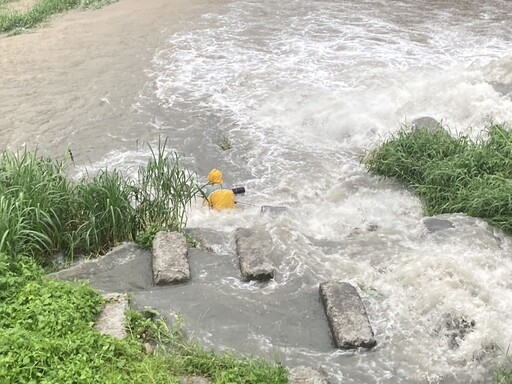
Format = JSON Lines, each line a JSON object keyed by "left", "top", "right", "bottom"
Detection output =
{"left": 235, "top": 227, "right": 275, "bottom": 281}
{"left": 289, "top": 366, "right": 329, "bottom": 384}
{"left": 94, "top": 293, "right": 129, "bottom": 339}
{"left": 152, "top": 231, "right": 190, "bottom": 285}
{"left": 319, "top": 281, "right": 376, "bottom": 349}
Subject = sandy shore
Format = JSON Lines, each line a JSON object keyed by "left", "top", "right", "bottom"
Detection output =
{"left": 0, "top": 0, "right": 217, "bottom": 161}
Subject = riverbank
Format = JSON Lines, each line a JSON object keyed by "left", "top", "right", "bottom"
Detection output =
{"left": 0, "top": 0, "right": 213, "bottom": 162}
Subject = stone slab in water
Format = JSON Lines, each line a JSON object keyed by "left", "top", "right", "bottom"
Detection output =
{"left": 411, "top": 116, "right": 443, "bottom": 133}
{"left": 289, "top": 366, "right": 329, "bottom": 384}
{"left": 94, "top": 293, "right": 128, "bottom": 339}
{"left": 48, "top": 243, "right": 153, "bottom": 292}
{"left": 235, "top": 227, "right": 275, "bottom": 281}
{"left": 152, "top": 231, "right": 190, "bottom": 285}
{"left": 260, "top": 205, "right": 288, "bottom": 216}
{"left": 422, "top": 217, "right": 455, "bottom": 233}
{"left": 319, "top": 281, "right": 376, "bottom": 349}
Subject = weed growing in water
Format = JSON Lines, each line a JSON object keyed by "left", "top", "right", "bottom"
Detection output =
{"left": 219, "top": 136, "right": 233, "bottom": 151}
{"left": 134, "top": 137, "right": 203, "bottom": 236}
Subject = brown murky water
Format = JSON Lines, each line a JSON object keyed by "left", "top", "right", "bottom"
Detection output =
{"left": 3, "top": 0, "right": 512, "bottom": 382}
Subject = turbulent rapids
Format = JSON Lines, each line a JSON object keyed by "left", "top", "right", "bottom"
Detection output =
{"left": 12, "top": 0, "right": 511, "bottom": 383}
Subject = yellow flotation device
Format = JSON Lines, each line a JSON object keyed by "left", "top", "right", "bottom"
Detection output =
{"left": 205, "top": 169, "right": 235, "bottom": 209}
{"left": 208, "top": 168, "right": 223, "bottom": 184}
{"left": 208, "top": 189, "right": 235, "bottom": 210}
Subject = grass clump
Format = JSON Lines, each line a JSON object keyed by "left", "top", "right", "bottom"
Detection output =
{"left": 495, "top": 366, "right": 512, "bottom": 384}
{"left": 135, "top": 137, "right": 203, "bottom": 238}
{"left": 0, "top": 140, "right": 203, "bottom": 265}
{"left": 0, "top": 0, "right": 117, "bottom": 34}
{"left": 493, "top": 346, "right": 512, "bottom": 384}
{"left": 364, "top": 123, "right": 512, "bottom": 233}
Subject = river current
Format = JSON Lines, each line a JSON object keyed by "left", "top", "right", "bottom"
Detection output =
{"left": 78, "top": 0, "right": 512, "bottom": 383}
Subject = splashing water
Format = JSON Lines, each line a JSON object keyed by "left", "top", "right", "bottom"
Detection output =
{"left": 118, "top": 0, "right": 512, "bottom": 382}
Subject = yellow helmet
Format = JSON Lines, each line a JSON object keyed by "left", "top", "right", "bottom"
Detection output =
{"left": 208, "top": 169, "right": 223, "bottom": 184}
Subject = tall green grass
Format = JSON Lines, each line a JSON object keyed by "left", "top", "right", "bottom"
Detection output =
{"left": 364, "top": 123, "right": 512, "bottom": 233}
{"left": 0, "top": 141, "right": 203, "bottom": 265}
{"left": 135, "top": 137, "right": 204, "bottom": 237}
{"left": 495, "top": 360, "right": 512, "bottom": 384}
{"left": 0, "top": 0, "right": 117, "bottom": 33}
{"left": 0, "top": 150, "right": 72, "bottom": 259}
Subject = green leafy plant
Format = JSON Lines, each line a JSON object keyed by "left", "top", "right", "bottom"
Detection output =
{"left": 135, "top": 224, "right": 161, "bottom": 249}
{"left": 185, "top": 233, "right": 199, "bottom": 248}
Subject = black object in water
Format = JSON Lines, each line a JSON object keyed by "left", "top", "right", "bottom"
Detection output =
{"left": 232, "top": 186, "right": 246, "bottom": 195}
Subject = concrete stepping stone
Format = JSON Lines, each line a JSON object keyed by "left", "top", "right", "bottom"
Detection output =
{"left": 422, "top": 217, "right": 454, "bottom": 233}
{"left": 235, "top": 227, "right": 275, "bottom": 281}
{"left": 260, "top": 205, "right": 288, "bottom": 216}
{"left": 94, "top": 293, "right": 129, "bottom": 339}
{"left": 319, "top": 282, "right": 376, "bottom": 349}
{"left": 289, "top": 366, "right": 329, "bottom": 384}
{"left": 152, "top": 231, "right": 190, "bottom": 285}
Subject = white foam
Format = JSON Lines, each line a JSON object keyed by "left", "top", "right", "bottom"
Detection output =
{"left": 144, "top": 0, "right": 512, "bottom": 381}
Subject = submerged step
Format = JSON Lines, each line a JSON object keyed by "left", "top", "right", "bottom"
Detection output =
{"left": 94, "top": 293, "right": 129, "bottom": 339}
{"left": 152, "top": 231, "right": 190, "bottom": 285}
{"left": 289, "top": 366, "right": 329, "bottom": 384}
{"left": 260, "top": 205, "right": 288, "bottom": 216}
{"left": 235, "top": 227, "right": 275, "bottom": 281}
{"left": 319, "top": 281, "right": 376, "bottom": 349}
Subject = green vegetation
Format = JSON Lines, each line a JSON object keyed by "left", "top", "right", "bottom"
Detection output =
{"left": 0, "top": 253, "right": 288, "bottom": 383}
{"left": 127, "top": 310, "right": 288, "bottom": 384}
{"left": 495, "top": 365, "right": 512, "bottom": 384}
{"left": 134, "top": 138, "right": 204, "bottom": 247}
{"left": 0, "top": 140, "right": 201, "bottom": 266}
{"left": 0, "top": 0, "right": 118, "bottom": 34}
{"left": 364, "top": 123, "right": 512, "bottom": 234}
{"left": 0, "top": 143, "right": 289, "bottom": 383}
{"left": 364, "top": 123, "right": 512, "bottom": 382}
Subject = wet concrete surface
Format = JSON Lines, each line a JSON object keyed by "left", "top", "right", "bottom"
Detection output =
{"left": 49, "top": 242, "right": 154, "bottom": 292}
{"left": 50, "top": 229, "right": 334, "bottom": 363}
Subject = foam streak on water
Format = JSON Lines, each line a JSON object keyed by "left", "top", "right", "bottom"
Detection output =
{"left": 132, "top": 0, "right": 512, "bottom": 382}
